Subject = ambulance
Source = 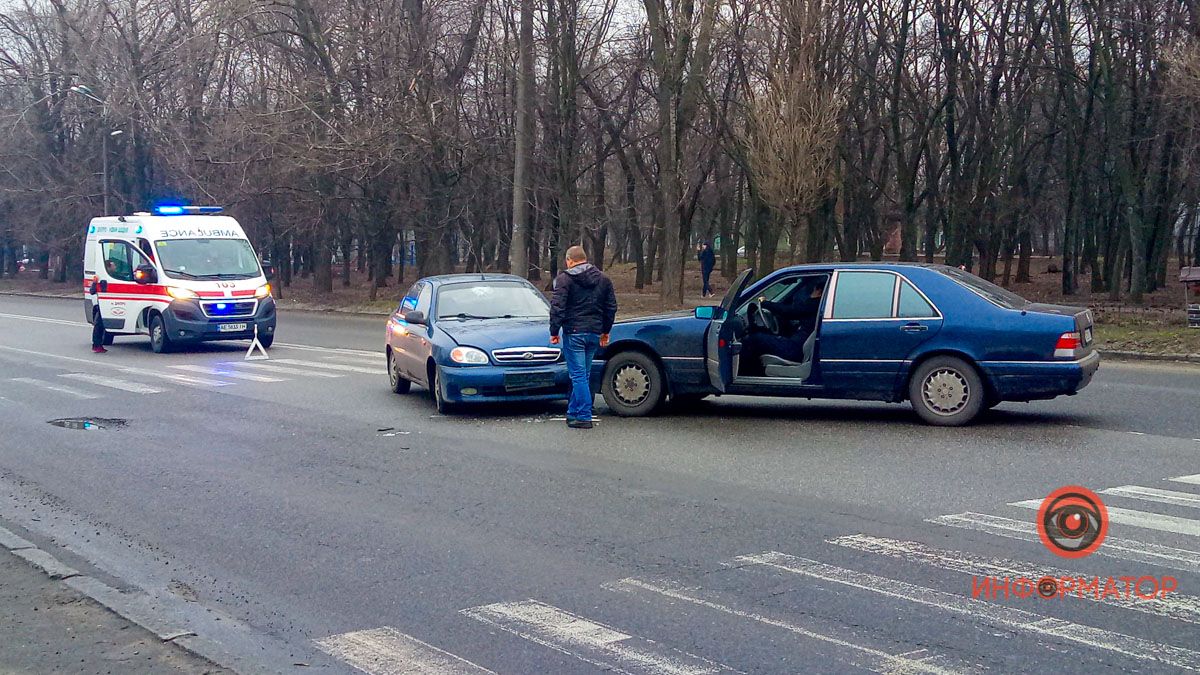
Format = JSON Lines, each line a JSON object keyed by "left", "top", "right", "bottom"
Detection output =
{"left": 83, "top": 206, "right": 276, "bottom": 353}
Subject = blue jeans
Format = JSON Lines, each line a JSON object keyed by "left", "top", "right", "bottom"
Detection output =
{"left": 564, "top": 333, "right": 601, "bottom": 421}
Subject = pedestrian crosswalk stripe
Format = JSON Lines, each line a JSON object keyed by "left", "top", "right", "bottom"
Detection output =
{"left": 321, "top": 352, "right": 385, "bottom": 364}
{"left": 1170, "top": 474, "right": 1200, "bottom": 486}
{"left": 1010, "top": 499, "right": 1200, "bottom": 538}
{"left": 607, "top": 577, "right": 975, "bottom": 675}
{"left": 829, "top": 534, "right": 1200, "bottom": 625}
{"left": 117, "top": 367, "right": 231, "bottom": 387}
{"left": 224, "top": 361, "right": 343, "bottom": 378}
{"left": 10, "top": 377, "right": 99, "bottom": 399}
{"left": 275, "top": 342, "right": 382, "bottom": 359}
{"left": 59, "top": 372, "right": 163, "bottom": 394}
{"left": 461, "top": 599, "right": 734, "bottom": 675}
{"left": 272, "top": 358, "right": 381, "bottom": 375}
{"left": 1101, "top": 485, "right": 1200, "bottom": 509}
{"left": 928, "top": 512, "right": 1200, "bottom": 574}
{"left": 169, "top": 364, "right": 287, "bottom": 383}
{"left": 314, "top": 626, "right": 494, "bottom": 675}
{"left": 735, "top": 551, "right": 1200, "bottom": 672}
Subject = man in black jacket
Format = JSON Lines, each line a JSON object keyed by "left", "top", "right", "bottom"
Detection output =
{"left": 697, "top": 241, "right": 716, "bottom": 297}
{"left": 696, "top": 240, "right": 710, "bottom": 295}
{"left": 550, "top": 245, "right": 618, "bottom": 429}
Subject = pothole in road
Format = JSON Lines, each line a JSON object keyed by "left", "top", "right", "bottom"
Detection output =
{"left": 47, "top": 417, "right": 128, "bottom": 431}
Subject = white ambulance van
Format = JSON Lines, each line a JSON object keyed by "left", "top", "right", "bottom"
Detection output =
{"left": 83, "top": 206, "right": 276, "bottom": 353}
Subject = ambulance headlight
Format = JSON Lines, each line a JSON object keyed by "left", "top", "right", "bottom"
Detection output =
{"left": 167, "top": 286, "right": 198, "bottom": 300}
{"left": 449, "top": 346, "right": 488, "bottom": 365}
{"left": 254, "top": 283, "right": 271, "bottom": 299}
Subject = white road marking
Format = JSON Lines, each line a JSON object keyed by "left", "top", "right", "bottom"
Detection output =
{"left": 1010, "top": 499, "right": 1200, "bottom": 537}
{"left": 607, "top": 577, "right": 975, "bottom": 675}
{"left": 736, "top": 551, "right": 1200, "bottom": 672}
{"left": 0, "top": 312, "right": 86, "bottom": 327}
{"left": 169, "top": 364, "right": 286, "bottom": 383}
{"left": 1170, "top": 475, "right": 1200, "bottom": 486}
{"left": 272, "top": 358, "right": 381, "bottom": 375}
{"left": 461, "top": 599, "right": 734, "bottom": 675}
{"left": 0, "top": 345, "right": 229, "bottom": 387}
{"left": 928, "top": 512, "right": 1200, "bottom": 574}
{"left": 59, "top": 372, "right": 163, "bottom": 394}
{"left": 314, "top": 626, "right": 494, "bottom": 675}
{"left": 1101, "top": 485, "right": 1200, "bottom": 509}
{"left": 10, "top": 377, "right": 99, "bottom": 399}
{"left": 829, "top": 534, "right": 1200, "bottom": 625}
{"left": 120, "top": 368, "right": 232, "bottom": 387}
{"left": 276, "top": 342, "right": 384, "bottom": 359}
{"left": 224, "top": 361, "right": 343, "bottom": 378}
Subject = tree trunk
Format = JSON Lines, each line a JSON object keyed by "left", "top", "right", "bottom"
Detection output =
{"left": 508, "top": 0, "right": 534, "bottom": 280}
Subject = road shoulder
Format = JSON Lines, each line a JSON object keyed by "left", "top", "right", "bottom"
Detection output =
{"left": 0, "top": 538, "right": 227, "bottom": 674}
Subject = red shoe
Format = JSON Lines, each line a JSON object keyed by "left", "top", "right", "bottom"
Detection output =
{"left": 92, "top": 346, "right": 107, "bottom": 354}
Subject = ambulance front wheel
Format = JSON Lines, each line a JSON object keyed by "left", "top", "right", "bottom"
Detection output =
{"left": 149, "top": 314, "right": 173, "bottom": 354}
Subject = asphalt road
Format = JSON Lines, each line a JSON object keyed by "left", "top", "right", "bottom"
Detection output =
{"left": 1, "top": 293, "right": 1199, "bottom": 674}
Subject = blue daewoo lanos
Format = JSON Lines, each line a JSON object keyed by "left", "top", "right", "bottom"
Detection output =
{"left": 593, "top": 263, "right": 1099, "bottom": 426}
{"left": 385, "top": 274, "right": 568, "bottom": 413}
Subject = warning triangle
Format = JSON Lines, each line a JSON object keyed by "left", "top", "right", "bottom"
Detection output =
{"left": 245, "top": 325, "right": 270, "bottom": 361}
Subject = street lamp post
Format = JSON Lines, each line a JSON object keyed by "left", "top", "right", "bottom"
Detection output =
{"left": 69, "top": 85, "right": 121, "bottom": 215}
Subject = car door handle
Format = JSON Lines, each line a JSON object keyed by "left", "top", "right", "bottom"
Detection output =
{"left": 900, "top": 323, "right": 928, "bottom": 332}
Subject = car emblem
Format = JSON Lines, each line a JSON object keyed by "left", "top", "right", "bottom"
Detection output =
{"left": 522, "top": 352, "right": 534, "bottom": 360}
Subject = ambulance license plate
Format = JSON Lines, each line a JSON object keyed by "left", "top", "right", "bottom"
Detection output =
{"left": 218, "top": 323, "right": 248, "bottom": 333}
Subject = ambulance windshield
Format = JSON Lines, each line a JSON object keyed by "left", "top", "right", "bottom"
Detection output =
{"left": 155, "top": 238, "right": 261, "bottom": 280}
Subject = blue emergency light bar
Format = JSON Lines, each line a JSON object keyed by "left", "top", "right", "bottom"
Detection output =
{"left": 152, "top": 205, "right": 224, "bottom": 216}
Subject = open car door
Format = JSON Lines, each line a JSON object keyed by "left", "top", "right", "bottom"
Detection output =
{"left": 705, "top": 269, "right": 755, "bottom": 392}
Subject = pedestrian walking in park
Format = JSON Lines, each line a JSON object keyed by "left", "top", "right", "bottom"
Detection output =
{"left": 697, "top": 241, "right": 716, "bottom": 298}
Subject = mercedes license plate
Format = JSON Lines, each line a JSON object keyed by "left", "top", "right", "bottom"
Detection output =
{"left": 218, "top": 322, "right": 248, "bottom": 333}
{"left": 504, "top": 371, "right": 555, "bottom": 392}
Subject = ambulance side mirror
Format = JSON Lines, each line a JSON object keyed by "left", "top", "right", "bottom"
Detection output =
{"left": 133, "top": 264, "right": 158, "bottom": 285}
{"left": 404, "top": 311, "right": 426, "bottom": 325}
{"left": 262, "top": 261, "right": 276, "bottom": 280}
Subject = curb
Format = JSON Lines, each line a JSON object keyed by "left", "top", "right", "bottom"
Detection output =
{"left": 1, "top": 288, "right": 393, "bottom": 318}
{"left": 0, "top": 522, "right": 279, "bottom": 674}
{"left": 1099, "top": 350, "right": 1200, "bottom": 364}
{"left": 0, "top": 290, "right": 76, "bottom": 300}
{"left": 6, "top": 289, "right": 1200, "bottom": 362}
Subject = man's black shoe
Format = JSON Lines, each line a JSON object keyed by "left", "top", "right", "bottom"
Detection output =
{"left": 567, "top": 419, "right": 593, "bottom": 429}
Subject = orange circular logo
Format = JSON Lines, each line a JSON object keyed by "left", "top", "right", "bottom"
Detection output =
{"left": 1036, "top": 486, "right": 1108, "bottom": 558}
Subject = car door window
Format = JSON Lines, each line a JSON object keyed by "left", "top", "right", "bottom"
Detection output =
{"left": 100, "top": 241, "right": 135, "bottom": 281}
{"left": 138, "top": 238, "right": 156, "bottom": 262}
{"left": 400, "top": 283, "right": 421, "bottom": 313}
{"left": 831, "top": 271, "right": 896, "bottom": 319}
{"left": 897, "top": 280, "right": 938, "bottom": 318}
{"left": 416, "top": 284, "right": 433, "bottom": 315}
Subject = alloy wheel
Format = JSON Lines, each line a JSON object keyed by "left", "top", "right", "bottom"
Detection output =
{"left": 922, "top": 368, "right": 970, "bottom": 416}
{"left": 612, "top": 363, "right": 650, "bottom": 406}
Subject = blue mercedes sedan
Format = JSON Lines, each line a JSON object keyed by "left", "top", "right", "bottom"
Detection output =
{"left": 594, "top": 264, "right": 1099, "bottom": 426}
{"left": 385, "top": 274, "right": 568, "bottom": 413}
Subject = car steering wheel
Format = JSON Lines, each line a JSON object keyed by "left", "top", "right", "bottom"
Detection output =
{"left": 750, "top": 303, "right": 781, "bottom": 335}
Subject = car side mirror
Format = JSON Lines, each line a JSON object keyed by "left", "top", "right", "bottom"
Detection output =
{"left": 404, "top": 310, "right": 426, "bottom": 325}
{"left": 694, "top": 306, "right": 720, "bottom": 320}
{"left": 133, "top": 264, "right": 158, "bottom": 285}
{"left": 263, "top": 264, "right": 276, "bottom": 281}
